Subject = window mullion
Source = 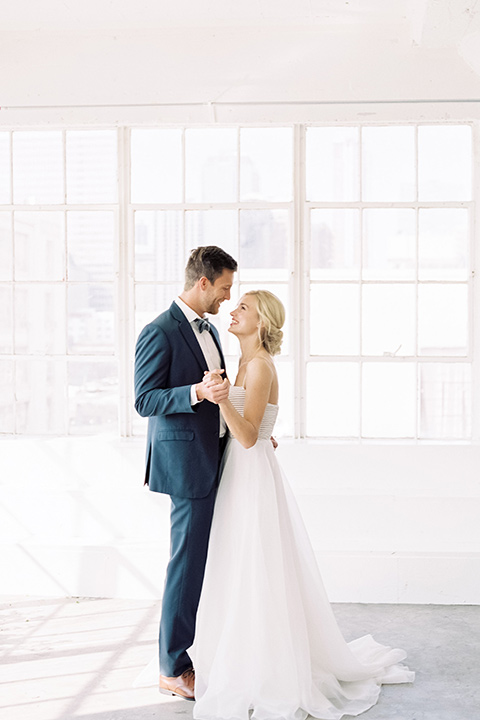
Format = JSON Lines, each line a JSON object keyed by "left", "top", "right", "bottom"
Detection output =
{"left": 117, "top": 126, "right": 131, "bottom": 437}
{"left": 294, "top": 124, "right": 305, "bottom": 439}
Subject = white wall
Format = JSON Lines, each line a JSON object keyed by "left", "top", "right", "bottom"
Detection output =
{"left": 1, "top": 436, "right": 479, "bottom": 603}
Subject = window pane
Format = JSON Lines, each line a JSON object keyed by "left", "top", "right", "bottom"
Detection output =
{"left": 185, "top": 210, "right": 237, "bottom": 260}
{"left": 15, "top": 358, "right": 67, "bottom": 434}
{"left": 306, "top": 127, "right": 359, "bottom": 201}
{"left": 239, "top": 209, "right": 289, "bottom": 282}
{"left": 68, "top": 360, "right": 118, "bottom": 435}
{"left": 240, "top": 127, "right": 293, "bottom": 201}
{"left": 362, "top": 363, "right": 416, "bottom": 437}
{"left": 0, "top": 360, "right": 14, "bottom": 432}
{"left": 67, "top": 284, "right": 114, "bottom": 354}
{"left": 418, "top": 209, "right": 469, "bottom": 281}
{"left": 418, "top": 125, "right": 472, "bottom": 201}
{"left": 310, "top": 209, "right": 359, "bottom": 280}
{"left": 362, "top": 285, "right": 416, "bottom": 356}
{"left": 310, "top": 284, "right": 359, "bottom": 355}
{"left": 135, "top": 283, "right": 182, "bottom": 338}
{"left": 186, "top": 129, "right": 237, "bottom": 202}
{"left": 0, "top": 285, "right": 13, "bottom": 353}
{"left": 363, "top": 209, "right": 416, "bottom": 281}
{"left": 419, "top": 363, "right": 471, "bottom": 439}
{"left": 134, "top": 211, "right": 183, "bottom": 282}
{"left": 14, "top": 212, "right": 65, "bottom": 281}
{"left": 0, "top": 132, "right": 10, "bottom": 203}
{"left": 307, "top": 362, "right": 359, "bottom": 437}
{"left": 238, "top": 283, "right": 289, "bottom": 356}
{"left": 131, "top": 129, "right": 182, "bottom": 203}
{"left": 362, "top": 126, "right": 415, "bottom": 201}
{"left": 13, "top": 131, "right": 63, "bottom": 204}
{"left": 0, "top": 213, "right": 12, "bottom": 281}
{"left": 67, "top": 211, "right": 115, "bottom": 281}
{"left": 418, "top": 284, "right": 468, "bottom": 356}
{"left": 15, "top": 285, "right": 66, "bottom": 354}
{"left": 66, "top": 130, "right": 117, "bottom": 203}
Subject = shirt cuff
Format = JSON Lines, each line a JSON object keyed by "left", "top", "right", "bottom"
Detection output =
{"left": 191, "top": 384, "right": 200, "bottom": 405}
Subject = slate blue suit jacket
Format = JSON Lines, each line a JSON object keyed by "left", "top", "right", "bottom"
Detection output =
{"left": 134, "top": 301, "right": 225, "bottom": 499}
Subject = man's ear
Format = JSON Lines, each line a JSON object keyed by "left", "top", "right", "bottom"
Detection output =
{"left": 198, "top": 276, "right": 210, "bottom": 291}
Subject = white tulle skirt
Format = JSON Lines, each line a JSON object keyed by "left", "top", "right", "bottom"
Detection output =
{"left": 191, "top": 437, "right": 414, "bottom": 720}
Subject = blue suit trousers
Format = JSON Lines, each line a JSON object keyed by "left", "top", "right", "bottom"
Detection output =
{"left": 159, "top": 481, "right": 218, "bottom": 676}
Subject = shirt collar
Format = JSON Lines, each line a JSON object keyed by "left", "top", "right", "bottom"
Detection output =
{"left": 174, "top": 296, "right": 205, "bottom": 324}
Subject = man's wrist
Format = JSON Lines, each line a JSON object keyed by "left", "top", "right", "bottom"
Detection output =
{"left": 191, "top": 384, "right": 203, "bottom": 405}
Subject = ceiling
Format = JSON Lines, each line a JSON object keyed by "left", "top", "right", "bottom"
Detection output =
{"left": 0, "top": 0, "right": 413, "bottom": 31}
{"left": 1, "top": 0, "right": 480, "bottom": 114}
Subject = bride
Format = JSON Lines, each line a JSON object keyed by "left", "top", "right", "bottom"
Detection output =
{"left": 191, "top": 290, "right": 414, "bottom": 720}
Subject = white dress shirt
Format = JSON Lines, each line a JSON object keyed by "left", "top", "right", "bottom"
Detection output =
{"left": 174, "top": 297, "right": 226, "bottom": 436}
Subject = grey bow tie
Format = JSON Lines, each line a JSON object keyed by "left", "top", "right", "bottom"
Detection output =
{"left": 194, "top": 317, "right": 212, "bottom": 334}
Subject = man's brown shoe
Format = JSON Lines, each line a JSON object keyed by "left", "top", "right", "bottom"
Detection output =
{"left": 159, "top": 667, "right": 195, "bottom": 700}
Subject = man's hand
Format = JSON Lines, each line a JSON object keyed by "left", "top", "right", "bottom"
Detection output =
{"left": 196, "top": 369, "right": 230, "bottom": 404}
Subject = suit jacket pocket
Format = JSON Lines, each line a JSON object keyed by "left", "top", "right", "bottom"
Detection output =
{"left": 156, "top": 430, "right": 195, "bottom": 441}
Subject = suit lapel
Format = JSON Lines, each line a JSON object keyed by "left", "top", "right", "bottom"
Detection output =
{"left": 169, "top": 302, "right": 209, "bottom": 373}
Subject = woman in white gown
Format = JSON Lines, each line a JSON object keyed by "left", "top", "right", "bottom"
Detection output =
{"left": 191, "top": 290, "right": 414, "bottom": 720}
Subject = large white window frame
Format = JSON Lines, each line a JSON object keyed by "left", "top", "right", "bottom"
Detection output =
{"left": 0, "top": 122, "right": 478, "bottom": 443}
{"left": 302, "top": 123, "right": 476, "bottom": 442}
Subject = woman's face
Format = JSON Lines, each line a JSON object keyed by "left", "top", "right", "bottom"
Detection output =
{"left": 228, "top": 294, "right": 260, "bottom": 337}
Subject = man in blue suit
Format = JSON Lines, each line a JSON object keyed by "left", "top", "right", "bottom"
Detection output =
{"left": 134, "top": 246, "right": 237, "bottom": 700}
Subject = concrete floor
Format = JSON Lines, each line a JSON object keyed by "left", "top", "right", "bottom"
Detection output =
{"left": 0, "top": 597, "right": 478, "bottom": 720}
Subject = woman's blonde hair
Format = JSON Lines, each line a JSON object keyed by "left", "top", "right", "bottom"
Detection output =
{"left": 245, "top": 290, "right": 285, "bottom": 356}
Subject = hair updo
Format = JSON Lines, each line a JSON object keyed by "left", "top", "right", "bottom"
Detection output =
{"left": 245, "top": 290, "right": 285, "bottom": 356}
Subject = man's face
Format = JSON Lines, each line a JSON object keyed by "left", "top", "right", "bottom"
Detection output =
{"left": 203, "top": 269, "right": 234, "bottom": 315}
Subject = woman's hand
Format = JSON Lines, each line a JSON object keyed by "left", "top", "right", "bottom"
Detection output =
{"left": 196, "top": 369, "right": 230, "bottom": 404}
{"left": 203, "top": 369, "right": 225, "bottom": 386}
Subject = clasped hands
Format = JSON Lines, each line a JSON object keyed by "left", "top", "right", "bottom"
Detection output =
{"left": 196, "top": 369, "right": 230, "bottom": 405}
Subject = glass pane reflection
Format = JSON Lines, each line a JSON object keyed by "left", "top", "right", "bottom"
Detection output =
{"left": 68, "top": 360, "right": 118, "bottom": 435}
{"left": 66, "top": 130, "right": 117, "bottom": 204}
{"left": 240, "top": 127, "right": 293, "bottom": 202}
{"left": 15, "top": 284, "right": 66, "bottom": 354}
{"left": 419, "top": 363, "right": 471, "bottom": 439}
{"left": 0, "top": 360, "right": 14, "bottom": 433}
{"left": 418, "top": 125, "right": 472, "bottom": 201}
{"left": 362, "top": 126, "right": 415, "bottom": 202}
{"left": 67, "top": 211, "right": 115, "bottom": 282}
{"left": 418, "top": 208, "right": 469, "bottom": 281}
{"left": 135, "top": 211, "right": 183, "bottom": 282}
{"left": 131, "top": 129, "right": 182, "bottom": 204}
{"left": 240, "top": 209, "right": 289, "bottom": 282}
{"left": 13, "top": 131, "right": 63, "bottom": 205}
{"left": 67, "top": 284, "right": 114, "bottom": 354}
{"left": 362, "top": 363, "right": 416, "bottom": 438}
{"left": 418, "top": 284, "right": 468, "bottom": 356}
{"left": 0, "top": 213, "right": 12, "bottom": 281}
{"left": 363, "top": 209, "right": 416, "bottom": 281}
{"left": 186, "top": 129, "right": 237, "bottom": 203}
{"left": 0, "top": 133, "right": 10, "bottom": 204}
{"left": 307, "top": 362, "right": 359, "bottom": 437}
{"left": 306, "top": 127, "right": 359, "bottom": 201}
{"left": 15, "top": 358, "right": 67, "bottom": 434}
{"left": 310, "top": 209, "right": 359, "bottom": 280}
{"left": 14, "top": 212, "right": 65, "bottom": 281}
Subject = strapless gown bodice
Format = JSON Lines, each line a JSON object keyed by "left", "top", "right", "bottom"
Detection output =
{"left": 227, "top": 385, "right": 278, "bottom": 440}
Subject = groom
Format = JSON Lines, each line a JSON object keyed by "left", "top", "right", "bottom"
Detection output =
{"left": 134, "top": 246, "right": 237, "bottom": 700}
